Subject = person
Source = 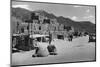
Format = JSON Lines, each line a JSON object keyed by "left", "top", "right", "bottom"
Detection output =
{"left": 49, "top": 33, "right": 52, "bottom": 44}
{"left": 70, "top": 35, "right": 73, "bottom": 41}
{"left": 32, "top": 38, "right": 49, "bottom": 57}
{"left": 47, "top": 44, "right": 57, "bottom": 55}
{"left": 68, "top": 34, "right": 73, "bottom": 41}
{"left": 12, "top": 38, "right": 16, "bottom": 48}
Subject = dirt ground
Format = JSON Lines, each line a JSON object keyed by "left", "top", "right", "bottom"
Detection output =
{"left": 11, "top": 36, "right": 96, "bottom": 66}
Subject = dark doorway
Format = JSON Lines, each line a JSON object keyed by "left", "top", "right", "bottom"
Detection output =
{"left": 57, "top": 35, "right": 64, "bottom": 40}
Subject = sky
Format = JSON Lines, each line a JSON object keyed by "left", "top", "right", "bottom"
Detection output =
{"left": 12, "top": 1, "right": 96, "bottom": 24}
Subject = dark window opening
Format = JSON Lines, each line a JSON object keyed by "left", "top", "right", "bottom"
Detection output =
{"left": 57, "top": 35, "right": 64, "bottom": 40}
{"left": 39, "top": 26, "right": 41, "bottom": 30}
{"left": 31, "top": 13, "right": 39, "bottom": 20}
{"left": 42, "top": 37, "right": 46, "bottom": 42}
{"left": 64, "top": 26, "right": 72, "bottom": 31}
{"left": 21, "top": 27, "right": 24, "bottom": 33}
{"left": 36, "top": 37, "right": 41, "bottom": 42}
{"left": 43, "top": 19, "right": 50, "bottom": 24}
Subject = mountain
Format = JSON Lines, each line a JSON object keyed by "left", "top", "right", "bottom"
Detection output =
{"left": 11, "top": 7, "right": 31, "bottom": 21}
{"left": 33, "top": 10, "right": 57, "bottom": 19}
{"left": 57, "top": 16, "right": 96, "bottom": 33}
{"left": 11, "top": 7, "right": 96, "bottom": 33}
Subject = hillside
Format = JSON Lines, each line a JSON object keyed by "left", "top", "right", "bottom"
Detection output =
{"left": 11, "top": 7, "right": 96, "bottom": 33}
{"left": 57, "top": 16, "right": 95, "bottom": 33}
{"left": 11, "top": 7, "right": 31, "bottom": 21}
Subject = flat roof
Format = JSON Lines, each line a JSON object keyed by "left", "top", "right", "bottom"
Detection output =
{"left": 30, "top": 34, "right": 49, "bottom": 38}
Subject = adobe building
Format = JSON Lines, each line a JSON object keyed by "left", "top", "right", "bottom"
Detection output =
{"left": 28, "top": 12, "right": 74, "bottom": 40}
{"left": 11, "top": 12, "right": 74, "bottom": 40}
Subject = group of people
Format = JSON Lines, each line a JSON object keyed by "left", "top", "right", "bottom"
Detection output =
{"left": 67, "top": 32, "right": 89, "bottom": 42}
{"left": 32, "top": 42, "right": 57, "bottom": 57}
{"left": 32, "top": 34, "right": 57, "bottom": 57}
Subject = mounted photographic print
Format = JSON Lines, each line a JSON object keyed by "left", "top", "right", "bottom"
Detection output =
{"left": 11, "top": 0, "right": 96, "bottom": 66}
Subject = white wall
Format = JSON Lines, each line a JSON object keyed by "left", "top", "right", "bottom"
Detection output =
{"left": 0, "top": 0, "right": 100, "bottom": 67}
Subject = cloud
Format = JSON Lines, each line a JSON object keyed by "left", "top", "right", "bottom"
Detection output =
{"left": 12, "top": 5, "right": 30, "bottom": 10}
{"left": 83, "top": 15, "right": 94, "bottom": 19}
{"left": 86, "top": 9, "right": 90, "bottom": 13}
{"left": 71, "top": 16, "right": 78, "bottom": 20}
{"left": 73, "top": 5, "right": 83, "bottom": 8}
{"left": 83, "top": 15, "right": 95, "bottom": 23}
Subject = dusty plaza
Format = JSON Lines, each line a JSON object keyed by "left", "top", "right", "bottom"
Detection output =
{"left": 12, "top": 35, "right": 95, "bottom": 65}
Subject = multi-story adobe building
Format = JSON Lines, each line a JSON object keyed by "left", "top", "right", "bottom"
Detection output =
{"left": 12, "top": 12, "right": 74, "bottom": 40}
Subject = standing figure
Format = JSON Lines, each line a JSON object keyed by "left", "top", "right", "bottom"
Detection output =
{"left": 32, "top": 39, "right": 49, "bottom": 57}
{"left": 68, "top": 34, "right": 73, "bottom": 41}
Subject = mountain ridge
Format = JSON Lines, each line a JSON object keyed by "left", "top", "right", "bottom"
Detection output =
{"left": 11, "top": 7, "right": 96, "bottom": 33}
